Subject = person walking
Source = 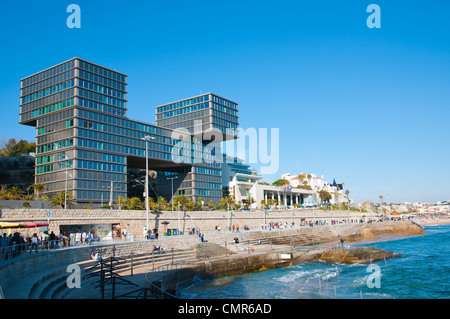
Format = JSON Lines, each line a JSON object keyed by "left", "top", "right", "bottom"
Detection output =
{"left": 88, "top": 231, "right": 93, "bottom": 246}
{"left": 30, "top": 233, "right": 38, "bottom": 253}
{"left": 82, "top": 231, "right": 87, "bottom": 245}
{"left": 1, "top": 233, "right": 9, "bottom": 260}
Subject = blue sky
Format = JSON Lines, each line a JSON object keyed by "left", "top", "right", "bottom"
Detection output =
{"left": 0, "top": 1, "right": 449, "bottom": 203}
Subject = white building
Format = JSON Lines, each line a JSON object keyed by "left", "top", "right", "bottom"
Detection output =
{"left": 229, "top": 173, "right": 317, "bottom": 209}
{"left": 282, "top": 172, "right": 347, "bottom": 205}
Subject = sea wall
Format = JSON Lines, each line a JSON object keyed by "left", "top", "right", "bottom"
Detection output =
{"left": 0, "top": 208, "right": 378, "bottom": 238}
{"left": 0, "top": 220, "right": 425, "bottom": 298}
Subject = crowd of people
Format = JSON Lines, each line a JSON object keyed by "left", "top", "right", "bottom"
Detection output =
{"left": 0, "top": 231, "right": 73, "bottom": 262}
{"left": 144, "top": 228, "right": 159, "bottom": 240}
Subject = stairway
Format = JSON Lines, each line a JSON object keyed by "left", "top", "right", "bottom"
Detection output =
{"left": 9, "top": 247, "right": 198, "bottom": 299}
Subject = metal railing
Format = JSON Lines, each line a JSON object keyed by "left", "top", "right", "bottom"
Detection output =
{"left": 0, "top": 237, "right": 113, "bottom": 265}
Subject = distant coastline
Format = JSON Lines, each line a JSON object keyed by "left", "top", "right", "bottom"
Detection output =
{"left": 414, "top": 218, "right": 450, "bottom": 226}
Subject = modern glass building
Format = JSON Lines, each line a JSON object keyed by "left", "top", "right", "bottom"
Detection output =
{"left": 155, "top": 93, "right": 239, "bottom": 141}
{"left": 19, "top": 58, "right": 238, "bottom": 207}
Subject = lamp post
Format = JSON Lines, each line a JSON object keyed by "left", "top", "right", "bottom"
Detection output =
{"left": 65, "top": 163, "right": 68, "bottom": 210}
{"left": 167, "top": 176, "right": 178, "bottom": 211}
{"left": 64, "top": 159, "right": 72, "bottom": 210}
{"left": 142, "top": 135, "right": 156, "bottom": 233}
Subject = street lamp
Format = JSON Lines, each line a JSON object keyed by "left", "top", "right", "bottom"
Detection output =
{"left": 64, "top": 159, "right": 72, "bottom": 210}
{"left": 167, "top": 176, "right": 178, "bottom": 211}
{"left": 142, "top": 135, "right": 156, "bottom": 233}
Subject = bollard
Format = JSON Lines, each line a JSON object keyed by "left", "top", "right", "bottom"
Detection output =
{"left": 130, "top": 252, "right": 134, "bottom": 276}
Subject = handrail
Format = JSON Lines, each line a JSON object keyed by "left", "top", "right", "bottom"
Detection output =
{"left": 0, "top": 237, "right": 131, "bottom": 266}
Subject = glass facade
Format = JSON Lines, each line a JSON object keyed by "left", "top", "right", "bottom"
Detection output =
{"left": 155, "top": 93, "right": 239, "bottom": 140}
{"left": 19, "top": 58, "right": 236, "bottom": 206}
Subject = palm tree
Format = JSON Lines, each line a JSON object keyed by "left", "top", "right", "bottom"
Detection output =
{"left": 174, "top": 194, "right": 188, "bottom": 211}
{"left": 8, "top": 186, "right": 25, "bottom": 200}
{"left": 31, "top": 183, "right": 46, "bottom": 199}
{"left": 207, "top": 200, "right": 216, "bottom": 211}
{"left": 115, "top": 195, "right": 126, "bottom": 210}
{"left": 157, "top": 196, "right": 168, "bottom": 210}
{"left": 247, "top": 194, "right": 255, "bottom": 208}
{"left": 49, "top": 191, "right": 75, "bottom": 209}
{"left": 345, "top": 190, "right": 350, "bottom": 204}
{"left": 0, "top": 185, "right": 9, "bottom": 200}
{"left": 186, "top": 198, "right": 197, "bottom": 211}
{"left": 123, "top": 197, "right": 144, "bottom": 210}
{"left": 148, "top": 196, "right": 157, "bottom": 210}
{"left": 220, "top": 195, "right": 236, "bottom": 210}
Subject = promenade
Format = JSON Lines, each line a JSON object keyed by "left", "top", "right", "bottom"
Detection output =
{"left": 0, "top": 217, "right": 432, "bottom": 299}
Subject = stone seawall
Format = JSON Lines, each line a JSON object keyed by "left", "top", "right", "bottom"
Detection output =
{"left": 0, "top": 220, "right": 425, "bottom": 298}
{"left": 0, "top": 208, "right": 378, "bottom": 238}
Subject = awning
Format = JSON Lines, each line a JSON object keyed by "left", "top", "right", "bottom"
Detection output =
{"left": 0, "top": 222, "right": 49, "bottom": 229}
{"left": 0, "top": 222, "right": 21, "bottom": 229}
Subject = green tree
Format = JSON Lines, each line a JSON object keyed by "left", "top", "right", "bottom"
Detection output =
{"left": 7, "top": 186, "right": 25, "bottom": 200}
{"left": 0, "top": 185, "right": 8, "bottom": 200}
{"left": 247, "top": 194, "right": 255, "bottom": 208}
{"left": 186, "top": 198, "right": 197, "bottom": 211}
{"left": 318, "top": 190, "right": 332, "bottom": 205}
{"left": 49, "top": 191, "right": 75, "bottom": 209}
{"left": 271, "top": 179, "right": 290, "bottom": 187}
{"left": 261, "top": 199, "right": 267, "bottom": 209}
{"left": 31, "top": 183, "right": 46, "bottom": 199}
{"left": 123, "top": 197, "right": 144, "bottom": 210}
{"left": 220, "top": 195, "right": 236, "bottom": 210}
{"left": 115, "top": 195, "right": 126, "bottom": 210}
{"left": 174, "top": 194, "right": 188, "bottom": 211}
{"left": 0, "top": 138, "right": 36, "bottom": 157}
{"left": 207, "top": 200, "right": 216, "bottom": 210}
{"left": 157, "top": 196, "right": 169, "bottom": 210}
{"left": 148, "top": 196, "right": 157, "bottom": 210}
{"left": 345, "top": 190, "right": 350, "bottom": 203}
{"left": 197, "top": 197, "right": 206, "bottom": 210}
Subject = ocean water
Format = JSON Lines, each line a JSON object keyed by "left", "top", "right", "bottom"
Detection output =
{"left": 180, "top": 224, "right": 450, "bottom": 299}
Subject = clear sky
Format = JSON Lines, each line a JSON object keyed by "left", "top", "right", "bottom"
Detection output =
{"left": 0, "top": 0, "right": 449, "bottom": 204}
